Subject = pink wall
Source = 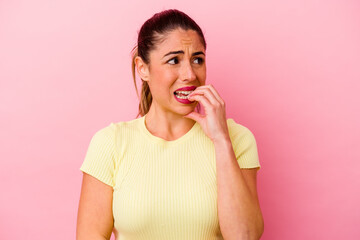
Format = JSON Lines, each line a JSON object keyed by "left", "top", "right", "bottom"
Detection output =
{"left": 1, "top": 0, "right": 359, "bottom": 239}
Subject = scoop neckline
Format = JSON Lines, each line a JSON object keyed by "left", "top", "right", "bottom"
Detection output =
{"left": 139, "top": 114, "right": 200, "bottom": 146}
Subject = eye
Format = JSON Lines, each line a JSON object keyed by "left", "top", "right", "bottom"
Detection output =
{"left": 167, "top": 57, "right": 179, "bottom": 65}
{"left": 194, "top": 57, "right": 204, "bottom": 64}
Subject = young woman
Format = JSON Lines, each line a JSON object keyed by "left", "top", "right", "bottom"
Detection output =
{"left": 77, "top": 9, "right": 264, "bottom": 240}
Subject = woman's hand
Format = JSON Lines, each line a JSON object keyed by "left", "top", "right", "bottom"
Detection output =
{"left": 183, "top": 84, "right": 230, "bottom": 142}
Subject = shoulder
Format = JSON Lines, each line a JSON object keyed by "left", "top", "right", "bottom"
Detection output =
{"left": 89, "top": 117, "right": 144, "bottom": 149}
{"left": 94, "top": 117, "right": 140, "bottom": 137}
{"left": 226, "top": 118, "right": 261, "bottom": 169}
{"left": 226, "top": 118, "right": 256, "bottom": 142}
{"left": 89, "top": 123, "right": 117, "bottom": 145}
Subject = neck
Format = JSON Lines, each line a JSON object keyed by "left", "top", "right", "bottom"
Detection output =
{"left": 144, "top": 105, "right": 196, "bottom": 141}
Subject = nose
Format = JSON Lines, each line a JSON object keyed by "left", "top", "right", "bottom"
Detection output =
{"left": 180, "top": 61, "right": 196, "bottom": 82}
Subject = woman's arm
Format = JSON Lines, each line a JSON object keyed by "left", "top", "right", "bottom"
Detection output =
{"left": 76, "top": 173, "right": 114, "bottom": 240}
{"left": 214, "top": 137, "right": 264, "bottom": 240}
{"left": 185, "top": 85, "right": 264, "bottom": 239}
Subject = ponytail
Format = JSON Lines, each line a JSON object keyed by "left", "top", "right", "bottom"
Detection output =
{"left": 131, "top": 46, "right": 152, "bottom": 118}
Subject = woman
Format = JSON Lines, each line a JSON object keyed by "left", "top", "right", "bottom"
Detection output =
{"left": 77, "top": 9, "right": 264, "bottom": 240}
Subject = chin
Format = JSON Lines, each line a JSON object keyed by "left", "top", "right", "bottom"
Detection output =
{"left": 178, "top": 103, "right": 198, "bottom": 115}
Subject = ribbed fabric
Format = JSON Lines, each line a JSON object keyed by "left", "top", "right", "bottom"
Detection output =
{"left": 80, "top": 115, "right": 261, "bottom": 240}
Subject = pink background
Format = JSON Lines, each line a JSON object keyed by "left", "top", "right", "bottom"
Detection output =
{"left": 1, "top": 0, "right": 359, "bottom": 239}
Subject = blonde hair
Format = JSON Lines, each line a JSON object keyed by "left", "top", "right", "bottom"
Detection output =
{"left": 132, "top": 46, "right": 152, "bottom": 118}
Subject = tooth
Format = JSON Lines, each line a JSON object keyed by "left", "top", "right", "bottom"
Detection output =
{"left": 175, "top": 90, "right": 193, "bottom": 95}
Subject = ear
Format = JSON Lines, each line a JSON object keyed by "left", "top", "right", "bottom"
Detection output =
{"left": 135, "top": 56, "right": 150, "bottom": 82}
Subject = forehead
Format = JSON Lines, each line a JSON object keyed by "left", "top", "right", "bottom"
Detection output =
{"left": 155, "top": 29, "right": 204, "bottom": 54}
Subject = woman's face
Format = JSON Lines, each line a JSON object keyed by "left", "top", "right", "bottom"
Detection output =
{"left": 139, "top": 28, "right": 206, "bottom": 116}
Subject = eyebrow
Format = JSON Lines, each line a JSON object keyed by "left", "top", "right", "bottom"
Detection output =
{"left": 163, "top": 50, "right": 205, "bottom": 58}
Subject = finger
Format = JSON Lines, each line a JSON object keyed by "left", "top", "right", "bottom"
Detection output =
{"left": 189, "top": 88, "right": 218, "bottom": 106}
{"left": 207, "top": 84, "right": 225, "bottom": 105}
{"left": 187, "top": 94, "right": 213, "bottom": 113}
{"left": 192, "top": 85, "right": 224, "bottom": 105}
{"left": 183, "top": 111, "right": 204, "bottom": 123}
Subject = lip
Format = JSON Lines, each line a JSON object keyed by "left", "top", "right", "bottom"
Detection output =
{"left": 174, "top": 85, "right": 197, "bottom": 92}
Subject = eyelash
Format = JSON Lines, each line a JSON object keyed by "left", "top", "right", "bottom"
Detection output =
{"left": 167, "top": 57, "right": 204, "bottom": 65}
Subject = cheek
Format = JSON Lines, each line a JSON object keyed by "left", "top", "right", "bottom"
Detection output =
{"left": 149, "top": 66, "right": 178, "bottom": 96}
{"left": 150, "top": 75, "right": 175, "bottom": 97}
{"left": 158, "top": 71, "right": 176, "bottom": 90}
{"left": 202, "top": 70, "right": 206, "bottom": 81}
{"left": 197, "top": 68, "right": 206, "bottom": 84}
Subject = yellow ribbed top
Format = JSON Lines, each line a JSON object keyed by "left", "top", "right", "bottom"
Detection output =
{"left": 80, "top": 115, "right": 261, "bottom": 240}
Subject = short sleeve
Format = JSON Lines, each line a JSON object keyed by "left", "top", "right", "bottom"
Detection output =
{"left": 227, "top": 119, "right": 261, "bottom": 170}
{"left": 80, "top": 123, "right": 117, "bottom": 187}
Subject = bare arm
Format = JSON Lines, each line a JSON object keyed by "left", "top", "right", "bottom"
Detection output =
{"left": 76, "top": 172, "right": 114, "bottom": 240}
{"left": 215, "top": 138, "right": 264, "bottom": 240}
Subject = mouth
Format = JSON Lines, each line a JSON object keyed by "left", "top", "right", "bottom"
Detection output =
{"left": 173, "top": 86, "right": 197, "bottom": 99}
{"left": 173, "top": 90, "right": 194, "bottom": 99}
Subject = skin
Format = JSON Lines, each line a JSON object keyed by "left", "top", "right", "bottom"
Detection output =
{"left": 77, "top": 173, "right": 113, "bottom": 240}
{"left": 136, "top": 28, "right": 264, "bottom": 239}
